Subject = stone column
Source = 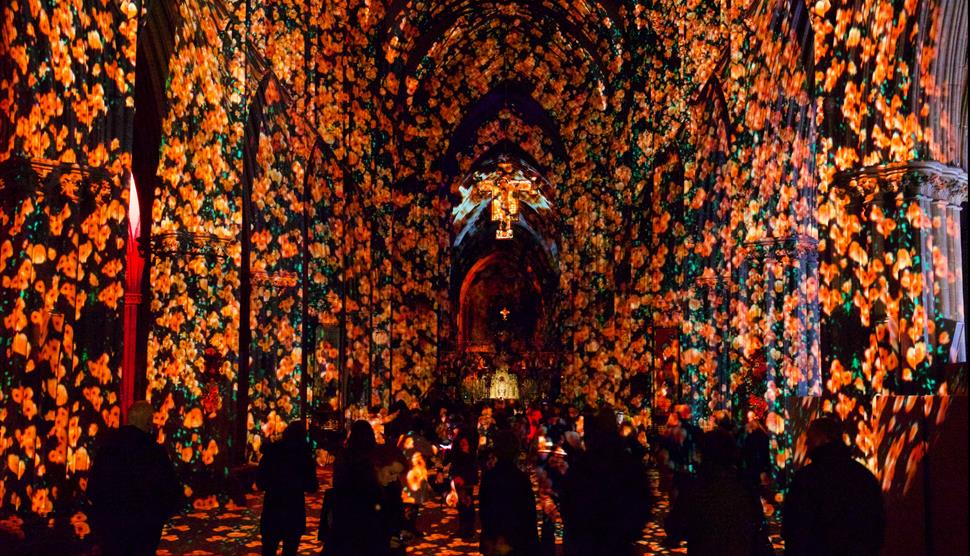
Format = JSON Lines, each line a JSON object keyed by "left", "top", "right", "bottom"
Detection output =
{"left": 0, "top": 156, "right": 125, "bottom": 520}
{"left": 930, "top": 200, "right": 951, "bottom": 319}
{"left": 825, "top": 161, "right": 967, "bottom": 395}
{"left": 946, "top": 204, "right": 965, "bottom": 361}
{"left": 736, "top": 234, "right": 819, "bottom": 485}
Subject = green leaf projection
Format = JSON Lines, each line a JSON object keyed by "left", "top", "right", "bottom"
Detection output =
{"left": 0, "top": 0, "right": 966, "bottom": 535}
{"left": 0, "top": 0, "right": 138, "bottom": 533}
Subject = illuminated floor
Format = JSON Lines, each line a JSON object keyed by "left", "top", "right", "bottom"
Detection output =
{"left": 154, "top": 468, "right": 783, "bottom": 555}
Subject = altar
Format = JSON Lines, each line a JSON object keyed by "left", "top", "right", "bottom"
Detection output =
{"left": 454, "top": 349, "right": 560, "bottom": 404}
{"left": 488, "top": 368, "right": 520, "bottom": 399}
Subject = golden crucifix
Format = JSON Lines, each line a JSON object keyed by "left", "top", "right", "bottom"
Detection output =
{"left": 500, "top": 307, "right": 510, "bottom": 320}
{"left": 477, "top": 160, "right": 538, "bottom": 239}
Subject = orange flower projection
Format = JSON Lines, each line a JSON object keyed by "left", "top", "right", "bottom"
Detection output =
{"left": 1, "top": 0, "right": 965, "bottom": 536}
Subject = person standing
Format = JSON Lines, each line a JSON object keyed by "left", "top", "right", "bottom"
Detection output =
{"left": 479, "top": 430, "right": 539, "bottom": 556}
{"left": 383, "top": 400, "right": 412, "bottom": 449}
{"left": 738, "top": 412, "right": 770, "bottom": 497}
{"left": 783, "top": 416, "right": 885, "bottom": 556}
{"left": 446, "top": 431, "right": 479, "bottom": 538}
{"left": 323, "top": 420, "right": 383, "bottom": 555}
{"left": 373, "top": 445, "right": 410, "bottom": 556}
{"left": 88, "top": 400, "right": 183, "bottom": 556}
{"left": 257, "top": 421, "right": 319, "bottom": 556}
{"left": 560, "top": 410, "right": 653, "bottom": 556}
{"left": 664, "top": 429, "right": 767, "bottom": 556}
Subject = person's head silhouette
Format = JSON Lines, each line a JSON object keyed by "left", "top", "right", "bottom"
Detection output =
{"left": 806, "top": 415, "right": 845, "bottom": 453}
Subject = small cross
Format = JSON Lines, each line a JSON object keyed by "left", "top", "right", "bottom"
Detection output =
{"left": 499, "top": 307, "right": 510, "bottom": 320}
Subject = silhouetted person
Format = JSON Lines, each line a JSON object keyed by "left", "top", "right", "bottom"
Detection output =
{"left": 479, "top": 430, "right": 539, "bottom": 556}
{"left": 560, "top": 410, "right": 653, "bottom": 556}
{"left": 620, "top": 421, "right": 648, "bottom": 463}
{"left": 383, "top": 400, "right": 412, "bottom": 448}
{"left": 739, "top": 414, "right": 770, "bottom": 495}
{"left": 783, "top": 416, "right": 885, "bottom": 556}
{"left": 671, "top": 405, "right": 700, "bottom": 497}
{"left": 258, "top": 421, "right": 319, "bottom": 556}
{"left": 664, "top": 428, "right": 766, "bottom": 555}
{"left": 373, "top": 445, "right": 410, "bottom": 556}
{"left": 446, "top": 430, "right": 479, "bottom": 538}
{"left": 713, "top": 409, "right": 736, "bottom": 436}
{"left": 332, "top": 419, "right": 377, "bottom": 489}
{"left": 322, "top": 420, "right": 382, "bottom": 555}
{"left": 88, "top": 401, "right": 182, "bottom": 556}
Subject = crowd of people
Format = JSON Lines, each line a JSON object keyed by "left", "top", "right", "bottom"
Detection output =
{"left": 88, "top": 398, "right": 886, "bottom": 556}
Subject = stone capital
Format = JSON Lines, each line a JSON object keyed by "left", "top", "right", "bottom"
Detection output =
{"left": 833, "top": 161, "right": 968, "bottom": 205}
{"left": 153, "top": 230, "right": 233, "bottom": 260}
{"left": 742, "top": 234, "right": 819, "bottom": 262}
{"left": 0, "top": 156, "right": 115, "bottom": 204}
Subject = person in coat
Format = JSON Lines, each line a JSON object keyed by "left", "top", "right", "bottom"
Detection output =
{"left": 479, "top": 429, "right": 539, "bottom": 556}
{"left": 664, "top": 428, "right": 767, "bottom": 556}
{"left": 258, "top": 420, "right": 319, "bottom": 556}
{"left": 739, "top": 413, "right": 770, "bottom": 496}
{"left": 88, "top": 401, "right": 183, "bottom": 556}
{"left": 373, "top": 445, "right": 410, "bottom": 555}
{"left": 560, "top": 410, "right": 653, "bottom": 556}
{"left": 322, "top": 420, "right": 384, "bottom": 555}
{"left": 783, "top": 416, "right": 885, "bottom": 556}
{"left": 445, "top": 429, "right": 479, "bottom": 538}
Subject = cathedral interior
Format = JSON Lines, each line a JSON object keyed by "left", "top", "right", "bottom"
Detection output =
{"left": 0, "top": 0, "right": 967, "bottom": 553}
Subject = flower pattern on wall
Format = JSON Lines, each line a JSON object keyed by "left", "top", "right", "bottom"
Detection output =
{"left": 2, "top": 0, "right": 964, "bottom": 527}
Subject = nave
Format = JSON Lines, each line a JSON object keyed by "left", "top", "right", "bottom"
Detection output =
{"left": 151, "top": 468, "right": 782, "bottom": 556}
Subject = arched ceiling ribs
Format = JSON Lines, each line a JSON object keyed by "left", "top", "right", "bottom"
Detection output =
{"left": 438, "top": 80, "right": 567, "bottom": 178}
{"left": 306, "top": 134, "right": 353, "bottom": 189}
{"left": 406, "top": 23, "right": 604, "bottom": 112}
{"left": 380, "top": 0, "right": 626, "bottom": 38}
{"left": 137, "top": 0, "right": 181, "bottom": 122}
{"left": 414, "top": 15, "right": 602, "bottom": 94}
{"left": 395, "top": 28, "right": 601, "bottom": 143}
{"left": 782, "top": 0, "right": 814, "bottom": 90}
{"left": 378, "top": 2, "right": 637, "bottom": 167}
{"left": 409, "top": 26, "right": 597, "bottom": 119}
{"left": 732, "top": 0, "right": 812, "bottom": 91}
{"left": 242, "top": 72, "right": 283, "bottom": 205}
{"left": 244, "top": 68, "right": 353, "bottom": 187}
{"left": 378, "top": 0, "right": 625, "bottom": 80}
{"left": 394, "top": 63, "right": 577, "bottom": 178}
{"left": 377, "top": 1, "right": 628, "bottom": 124}
{"left": 693, "top": 75, "right": 733, "bottom": 147}
{"left": 393, "top": 4, "right": 611, "bottom": 98}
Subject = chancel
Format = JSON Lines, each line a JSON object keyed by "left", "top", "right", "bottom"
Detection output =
{"left": 0, "top": 0, "right": 966, "bottom": 555}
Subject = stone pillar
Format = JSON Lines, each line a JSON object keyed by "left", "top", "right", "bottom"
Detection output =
{"left": 148, "top": 229, "right": 235, "bottom": 496}
{"left": 736, "top": 234, "right": 819, "bottom": 485}
{"left": 946, "top": 204, "right": 965, "bottom": 361}
{"left": 824, "top": 161, "right": 967, "bottom": 396}
{"left": 0, "top": 156, "right": 126, "bottom": 519}
{"left": 930, "top": 201, "right": 951, "bottom": 318}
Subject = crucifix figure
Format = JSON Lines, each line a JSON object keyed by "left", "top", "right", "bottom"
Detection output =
{"left": 499, "top": 307, "right": 510, "bottom": 321}
{"left": 478, "top": 159, "right": 539, "bottom": 239}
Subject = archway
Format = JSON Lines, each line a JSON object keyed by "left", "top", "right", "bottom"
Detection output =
{"left": 448, "top": 154, "right": 561, "bottom": 401}
{"left": 458, "top": 252, "right": 544, "bottom": 351}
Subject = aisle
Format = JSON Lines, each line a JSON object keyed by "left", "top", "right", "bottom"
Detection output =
{"left": 154, "top": 468, "right": 707, "bottom": 555}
